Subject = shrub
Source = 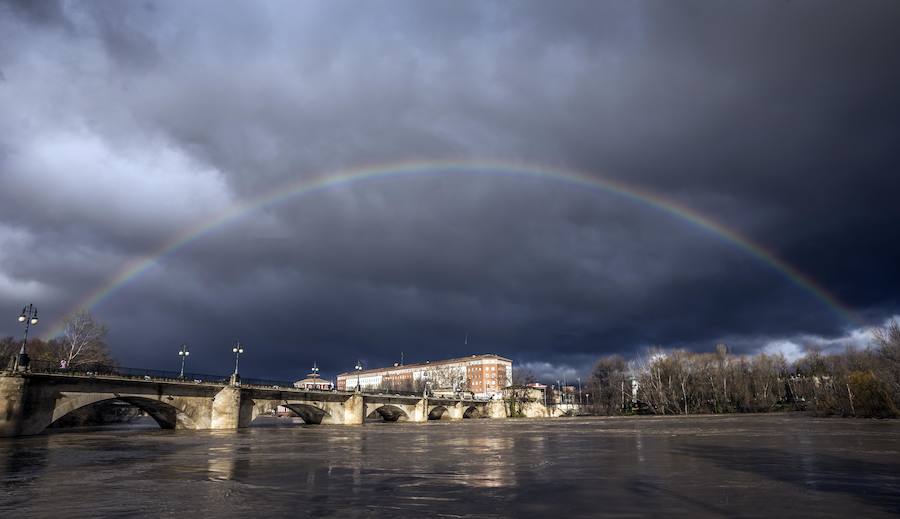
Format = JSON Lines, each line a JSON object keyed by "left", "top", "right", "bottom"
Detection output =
{"left": 847, "top": 371, "right": 898, "bottom": 418}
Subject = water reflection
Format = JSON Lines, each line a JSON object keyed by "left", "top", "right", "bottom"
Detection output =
{"left": 472, "top": 435, "right": 515, "bottom": 488}
{"left": 207, "top": 444, "right": 236, "bottom": 481}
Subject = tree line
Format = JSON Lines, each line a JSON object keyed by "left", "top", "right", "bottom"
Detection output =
{"left": 588, "top": 321, "right": 900, "bottom": 419}
{"left": 2, "top": 310, "right": 114, "bottom": 370}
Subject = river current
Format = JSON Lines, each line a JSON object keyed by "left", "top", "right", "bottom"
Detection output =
{"left": 1, "top": 414, "right": 898, "bottom": 517}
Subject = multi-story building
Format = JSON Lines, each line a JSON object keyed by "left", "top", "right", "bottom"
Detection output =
{"left": 336, "top": 354, "right": 512, "bottom": 399}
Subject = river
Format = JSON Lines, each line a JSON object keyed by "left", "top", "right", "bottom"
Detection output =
{"left": 1, "top": 414, "right": 898, "bottom": 517}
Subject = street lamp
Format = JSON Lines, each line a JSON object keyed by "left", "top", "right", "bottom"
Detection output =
{"left": 354, "top": 360, "right": 363, "bottom": 391}
{"left": 178, "top": 344, "right": 190, "bottom": 379}
{"left": 557, "top": 379, "right": 561, "bottom": 405}
{"left": 232, "top": 340, "right": 244, "bottom": 375}
{"left": 577, "top": 377, "right": 582, "bottom": 405}
{"left": 14, "top": 304, "right": 38, "bottom": 372}
{"left": 310, "top": 361, "right": 320, "bottom": 389}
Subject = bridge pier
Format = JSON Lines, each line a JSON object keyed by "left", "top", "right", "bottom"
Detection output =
{"left": 0, "top": 374, "right": 27, "bottom": 437}
{"left": 211, "top": 385, "right": 250, "bottom": 429}
{"left": 486, "top": 399, "right": 508, "bottom": 419}
{"left": 343, "top": 393, "right": 365, "bottom": 424}
{"left": 410, "top": 397, "right": 429, "bottom": 422}
{"left": 448, "top": 401, "right": 465, "bottom": 420}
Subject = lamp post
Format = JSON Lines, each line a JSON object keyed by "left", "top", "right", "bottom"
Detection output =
{"left": 577, "top": 377, "right": 582, "bottom": 405}
{"left": 556, "top": 379, "right": 561, "bottom": 406}
{"left": 178, "top": 344, "right": 190, "bottom": 379}
{"left": 14, "top": 304, "right": 38, "bottom": 372}
{"left": 231, "top": 341, "right": 244, "bottom": 384}
{"left": 355, "top": 360, "right": 363, "bottom": 392}
{"left": 311, "top": 361, "right": 320, "bottom": 389}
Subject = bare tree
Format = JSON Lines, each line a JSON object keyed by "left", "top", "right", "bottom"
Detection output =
{"left": 748, "top": 353, "right": 788, "bottom": 411}
{"left": 427, "top": 365, "right": 468, "bottom": 392}
{"left": 1, "top": 336, "right": 19, "bottom": 369}
{"left": 590, "top": 355, "right": 628, "bottom": 415}
{"left": 54, "top": 311, "right": 112, "bottom": 367}
{"left": 715, "top": 343, "right": 730, "bottom": 411}
{"left": 511, "top": 368, "right": 537, "bottom": 386}
{"left": 634, "top": 348, "right": 674, "bottom": 414}
{"left": 873, "top": 320, "right": 900, "bottom": 398}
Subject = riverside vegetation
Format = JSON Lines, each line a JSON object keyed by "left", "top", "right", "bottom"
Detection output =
{"left": 588, "top": 321, "right": 900, "bottom": 419}
{"left": 1, "top": 310, "right": 115, "bottom": 370}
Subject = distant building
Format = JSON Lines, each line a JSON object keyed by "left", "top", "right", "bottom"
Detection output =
{"left": 504, "top": 385, "right": 545, "bottom": 402}
{"left": 336, "top": 354, "right": 512, "bottom": 399}
{"left": 539, "top": 384, "right": 578, "bottom": 405}
{"left": 293, "top": 363, "right": 333, "bottom": 391}
{"left": 526, "top": 382, "right": 549, "bottom": 402}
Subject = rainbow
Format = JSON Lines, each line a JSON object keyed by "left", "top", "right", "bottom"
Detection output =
{"left": 42, "top": 159, "right": 858, "bottom": 338}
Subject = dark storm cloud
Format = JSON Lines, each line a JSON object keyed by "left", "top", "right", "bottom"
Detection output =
{"left": 1, "top": 0, "right": 67, "bottom": 26}
{"left": 1, "top": 0, "right": 899, "bottom": 381}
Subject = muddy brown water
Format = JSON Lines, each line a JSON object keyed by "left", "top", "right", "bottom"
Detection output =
{"left": 1, "top": 414, "right": 898, "bottom": 517}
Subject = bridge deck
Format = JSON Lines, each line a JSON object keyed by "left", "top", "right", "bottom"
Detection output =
{"left": 22, "top": 371, "right": 488, "bottom": 404}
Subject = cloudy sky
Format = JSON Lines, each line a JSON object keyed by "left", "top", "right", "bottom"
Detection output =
{"left": 1, "top": 0, "right": 898, "bottom": 382}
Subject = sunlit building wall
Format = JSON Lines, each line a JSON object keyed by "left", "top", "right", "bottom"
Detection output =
{"left": 336, "top": 354, "right": 512, "bottom": 398}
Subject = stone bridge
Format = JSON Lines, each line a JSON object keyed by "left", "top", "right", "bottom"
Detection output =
{"left": 0, "top": 372, "right": 522, "bottom": 437}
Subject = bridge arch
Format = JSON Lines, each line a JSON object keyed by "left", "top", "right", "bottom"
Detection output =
{"left": 282, "top": 403, "right": 330, "bottom": 424}
{"left": 428, "top": 406, "right": 451, "bottom": 420}
{"left": 463, "top": 405, "right": 481, "bottom": 419}
{"left": 49, "top": 395, "right": 198, "bottom": 431}
{"left": 366, "top": 404, "right": 409, "bottom": 422}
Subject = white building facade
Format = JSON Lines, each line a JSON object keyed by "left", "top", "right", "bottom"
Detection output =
{"left": 336, "top": 354, "right": 512, "bottom": 399}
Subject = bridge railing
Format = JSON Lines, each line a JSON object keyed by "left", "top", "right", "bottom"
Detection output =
{"left": 365, "top": 389, "right": 424, "bottom": 397}
{"left": 27, "top": 361, "right": 231, "bottom": 385}
{"left": 25, "top": 362, "right": 329, "bottom": 390}
{"left": 240, "top": 377, "right": 300, "bottom": 389}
